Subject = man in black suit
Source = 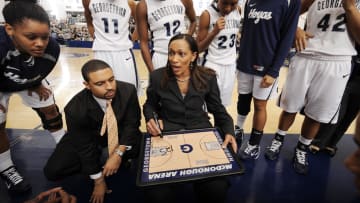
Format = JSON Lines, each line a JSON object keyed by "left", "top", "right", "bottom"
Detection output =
{"left": 43, "top": 59, "right": 142, "bottom": 203}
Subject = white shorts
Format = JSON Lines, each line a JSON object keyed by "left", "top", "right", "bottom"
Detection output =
{"left": 237, "top": 71, "right": 278, "bottom": 100}
{"left": 204, "top": 61, "right": 236, "bottom": 106}
{"left": 94, "top": 50, "right": 139, "bottom": 89}
{"left": 279, "top": 54, "right": 351, "bottom": 123}
{"left": 152, "top": 51, "right": 168, "bottom": 70}
{"left": 0, "top": 80, "right": 55, "bottom": 123}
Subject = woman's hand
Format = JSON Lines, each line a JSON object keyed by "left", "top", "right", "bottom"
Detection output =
{"left": 28, "top": 84, "right": 52, "bottom": 101}
{"left": 146, "top": 118, "right": 163, "bottom": 137}
{"left": 222, "top": 134, "right": 238, "bottom": 153}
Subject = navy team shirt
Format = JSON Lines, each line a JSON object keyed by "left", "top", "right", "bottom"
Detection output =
{"left": 0, "top": 26, "right": 60, "bottom": 92}
{"left": 237, "top": 0, "right": 300, "bottom": 78}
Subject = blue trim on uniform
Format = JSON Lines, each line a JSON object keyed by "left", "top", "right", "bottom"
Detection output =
{"left": 129, "top": 49, "right": 139, "bottom": 89}
{"left": 211, "top": 2, "right": 219, "bottom": 12}
{"left": 265, "top": 78, "right": 278, "bottom": 100}
{"left": 328, "top": 103, "right": 341, "bottom": 124}
{"left": 202, "top": 49, "right": 209, "bottom": 66}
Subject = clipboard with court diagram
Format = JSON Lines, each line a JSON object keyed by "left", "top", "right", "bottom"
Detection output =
{"left": 137, "top": 128, "right": 245, "bottom": 186}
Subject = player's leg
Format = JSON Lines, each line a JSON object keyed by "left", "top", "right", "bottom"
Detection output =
{"left": 220, "top": 64, "right": 239, "bottom": 145}
{"left": 204, "top": 62, "right": 236, "bottom": 107}
{"left": 249, "top": 98, "right": 267, "bottom": 149}
{"left": 235, "top": 71, "right": 253, "bottom": 149}
{"left": 239, "top": 75, "right": 278, "bottom": 160}
{"left": 19, "top": 80, "right": 65, "bottom": 143}
{"left": 205, "top": 62, "right": 243, "bottom": 146}
{"left": 0, "top": 93, "right": 31, "bottom": 194}
{"left": 112, "top": 50, "right": 139, "bottom": 89}
{"left": 265, "top": 55, "right": 310, "bottom": 161}
{"left": 294, "top": 58, "right": 351, "bottom": 174}
{"left": 94, "top": 51, "right": 120, "bottom": 81}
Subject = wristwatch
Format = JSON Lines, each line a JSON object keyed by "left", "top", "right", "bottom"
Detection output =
{"left": 115, "top": 149, "right": 125, "bottom": 157}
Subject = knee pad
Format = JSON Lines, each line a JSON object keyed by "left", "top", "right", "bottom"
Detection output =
{"left": 237, "top": 93, "right": 252, "bottom": 116}
{"left": 33, "top": 105, "right": 63, "bottom": 130}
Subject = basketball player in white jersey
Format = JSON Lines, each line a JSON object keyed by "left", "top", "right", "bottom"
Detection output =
{"left": 82, "top": 0, "right": 139, "bottom": 89}
{"left": 197, "top": 0, "right": 241, "bottom": 107}
{"left": 265, "top": 0, "right": 360, "bottom": 174}
{"left": 136, "top": 0, "right": 197, "bottom": 72}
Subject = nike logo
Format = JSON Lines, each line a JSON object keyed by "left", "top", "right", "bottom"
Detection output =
{"left": 342, "top": 74, "right": 350, "bottom": 78}
{"left": 249, "top": 3, "right": 256, "bottom": 7}
{"left": 126, "top": 57, "right": 132, "bottom": 61}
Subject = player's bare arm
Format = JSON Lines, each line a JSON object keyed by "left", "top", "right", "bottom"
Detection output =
{"left": 300, "top": 0, "right": 315, "bottom": 14}
{"left": 128, "top": 0, "right": 137, "bottom": 19}
{"left": 294, "top": 0, "right": 315, "bottom": 52}
{"left": 182, "top": 0, "right": 197, "bottom": 36}
{"left": 343, "top": 0, "right": 360, "bottom": 43}
{"left": 128, "top": 0, "right": 139, "bottom": 41}
{"left": 136, "top": 0, "right": 154, "bottom": 72}
{"left": 82, "top": 0, "right": 95, "bottom": 38}
{"left": 196, "top": 11, "right": 224, "bottom": 52}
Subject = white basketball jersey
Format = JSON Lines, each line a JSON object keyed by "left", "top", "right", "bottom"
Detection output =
{"left": 89, "top": 0, "right": 133, "bottom": 51}
{"left": 203, "top": 3, "right": 241, "bottom": 65}
{"left": 146, "top": 0, "right": 187, "bottom": 54}
{"left": 302, "top": 0, "right": 360, "bottom": 56}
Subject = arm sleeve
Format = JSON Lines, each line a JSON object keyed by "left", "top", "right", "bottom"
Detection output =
{"left": 266, "top": 0, "right": 301, "bottom": 78}
{"left": 143, "top": 72, "right": 161, "bottom": 122}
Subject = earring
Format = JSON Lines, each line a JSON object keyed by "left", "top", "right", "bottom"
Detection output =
{"left": 190, "top": 61, "right": 195, "bottom": 70}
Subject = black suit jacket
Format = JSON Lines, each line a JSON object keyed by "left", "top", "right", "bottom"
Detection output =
{"left": 143, "top": 68, "right": 234, "bottom": 136}
{"left": 64, "top": 81, "right": 141, "bottom": 175}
